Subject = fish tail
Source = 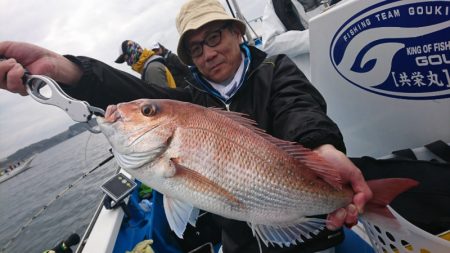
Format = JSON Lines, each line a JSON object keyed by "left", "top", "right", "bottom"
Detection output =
{"left": 366, "top": 178, "right": 419, "bottom": 217}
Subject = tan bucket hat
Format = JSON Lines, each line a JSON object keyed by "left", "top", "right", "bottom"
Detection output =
{"left": 176, "top": 0, "right": 246, "bottom": 65}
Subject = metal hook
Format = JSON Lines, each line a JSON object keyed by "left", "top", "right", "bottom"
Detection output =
{"left": 0, "top": 56, "right": 104, "bottom": 133}
{"left": 25, "top": 75, "right": 105, "bottom": 133}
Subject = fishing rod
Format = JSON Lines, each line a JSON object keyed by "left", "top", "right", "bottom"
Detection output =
{"left": 226, "top": 0, "right": 256, "bottom": 45}
{"left": 0, "top": 154, "right": 115, "bottom": 252}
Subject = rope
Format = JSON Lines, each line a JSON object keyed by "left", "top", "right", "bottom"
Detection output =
{"left": 1, "top": 154, "right": 114, "bottom": 252}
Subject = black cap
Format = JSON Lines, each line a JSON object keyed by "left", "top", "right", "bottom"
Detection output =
{"left": 114, "top": 40, "right": 130, "bottom": 63}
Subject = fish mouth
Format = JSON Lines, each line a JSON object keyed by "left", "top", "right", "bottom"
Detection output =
{"left": 97, "top": 116, "right": 122, "bottom": 140}
{"left": 97, "top": 111, "right": 122, "bottom": 137}
{"left": 98, "top": 103, "right": 155, "bottom": 146}
{"left": 103, "top": 104, "right": 121, "bottom": 123}
{"left": 96, "top": 116, "right": 107, "bottom": 125}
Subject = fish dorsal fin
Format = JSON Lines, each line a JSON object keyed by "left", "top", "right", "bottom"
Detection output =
{"left": 249, "top": 217, "right": 326, "bottom": 247}
{"left": 209, "top": 108, "right": 342, "bottom": 189}
{"left": 163, "top": 195, "right": 199, "bottom": 238}
{"left": 208, "top": 108, "right": 264, "bottom": 133}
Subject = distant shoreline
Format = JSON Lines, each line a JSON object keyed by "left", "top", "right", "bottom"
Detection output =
{"left": 0, "top": 123, "right": 89, "bottom": 168}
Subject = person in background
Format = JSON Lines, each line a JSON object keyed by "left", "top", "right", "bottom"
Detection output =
{"left": 262, "top": 0, "right": 343, "bottom": 80}
{"left": 115, "top": 40, "right": 177, "bottom": 88}
{"left": 154, "top": 43, "right": 193, "bottom": 88}
{"left": 0, "top": 0, "right": 371, "bottom": 252}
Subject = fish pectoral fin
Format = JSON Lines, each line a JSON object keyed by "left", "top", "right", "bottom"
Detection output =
{"left": 163, "top": 195, "right": 200, "bottom": 238}
{"left": 170, "top": 158, "right": 242, "bottom": 206}
{"left": 249, "top": 217, "right": 326, "bottom": 248}
{"left": 188, "top": 207, "right": 200, "bottom": 227}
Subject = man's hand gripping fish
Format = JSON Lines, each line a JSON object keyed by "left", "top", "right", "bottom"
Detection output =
{"left": 97, "top": 99, "right": 418, "bottom": 247}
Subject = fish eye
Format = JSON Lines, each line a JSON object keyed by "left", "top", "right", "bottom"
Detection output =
{"left": 141, "top": 104, "right": 157, "bottom": 117}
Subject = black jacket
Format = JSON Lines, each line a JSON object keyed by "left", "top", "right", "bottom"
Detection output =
{"left": 64, "top": 46, "right": 344, "bottom": 151}
{"left": 163, "top": 51, "right": 193, "bottom": 88}
{"left": 63, "top": 45, "right": 345, "bottom": 252}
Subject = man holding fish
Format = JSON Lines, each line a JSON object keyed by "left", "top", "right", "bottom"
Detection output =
{"left": 0, "top": 0, "right": 386, "bottom": 252}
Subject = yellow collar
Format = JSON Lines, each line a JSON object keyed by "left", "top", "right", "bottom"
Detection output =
{"left": 131, "top": 49, "right": 156, "bottom": 73}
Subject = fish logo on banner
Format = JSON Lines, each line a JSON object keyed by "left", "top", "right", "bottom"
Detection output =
{"left": 330, "top": 0, "right": 450, "bottom": 100}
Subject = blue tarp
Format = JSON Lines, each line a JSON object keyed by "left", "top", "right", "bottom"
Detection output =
{"left": 336, "top": 228, "right": 375, "bottom": 253}
{"left": 113, "top": 185, "right": 184, "bottom": 253}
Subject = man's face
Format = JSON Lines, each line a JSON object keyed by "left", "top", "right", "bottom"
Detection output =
{"left": 185, "top": 21, "right": 242, "bottom": 83}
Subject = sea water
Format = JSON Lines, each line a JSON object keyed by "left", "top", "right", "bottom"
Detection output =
{"left": 0, "top": 131, "right": 117, "bottom": 252}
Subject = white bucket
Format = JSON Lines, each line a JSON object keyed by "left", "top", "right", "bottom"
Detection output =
{"left": 360, "top": 206, "right": 450, "bottom": 253}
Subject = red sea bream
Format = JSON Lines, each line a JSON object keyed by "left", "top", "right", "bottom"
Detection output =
{"left": 97, "top": 99, "right": 417, "bottom": 247}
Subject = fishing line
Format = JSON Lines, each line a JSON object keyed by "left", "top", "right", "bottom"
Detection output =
{"left": 225, "top": 0, "right": 236, "bottom": 18}
{"left": 83, "top": 131, "right": 93, "bottom": 167}
{"left": 0, "top": 153, "right": 114, "bottom": 252}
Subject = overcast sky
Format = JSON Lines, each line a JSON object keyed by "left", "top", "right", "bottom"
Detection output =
{"left": 0, "top": 0, "right": 266, "bottom": 158}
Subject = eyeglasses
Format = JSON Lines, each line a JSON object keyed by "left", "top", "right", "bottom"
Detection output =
{"left": 187, "top": 23, "right": 230, "bottom": 58}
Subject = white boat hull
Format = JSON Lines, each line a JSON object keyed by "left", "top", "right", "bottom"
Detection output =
{"left": 310, "top": 0, "right": 450, "bottom": 157}
{"left": 0, "top": 155, "right": 35, "bottom": 183}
